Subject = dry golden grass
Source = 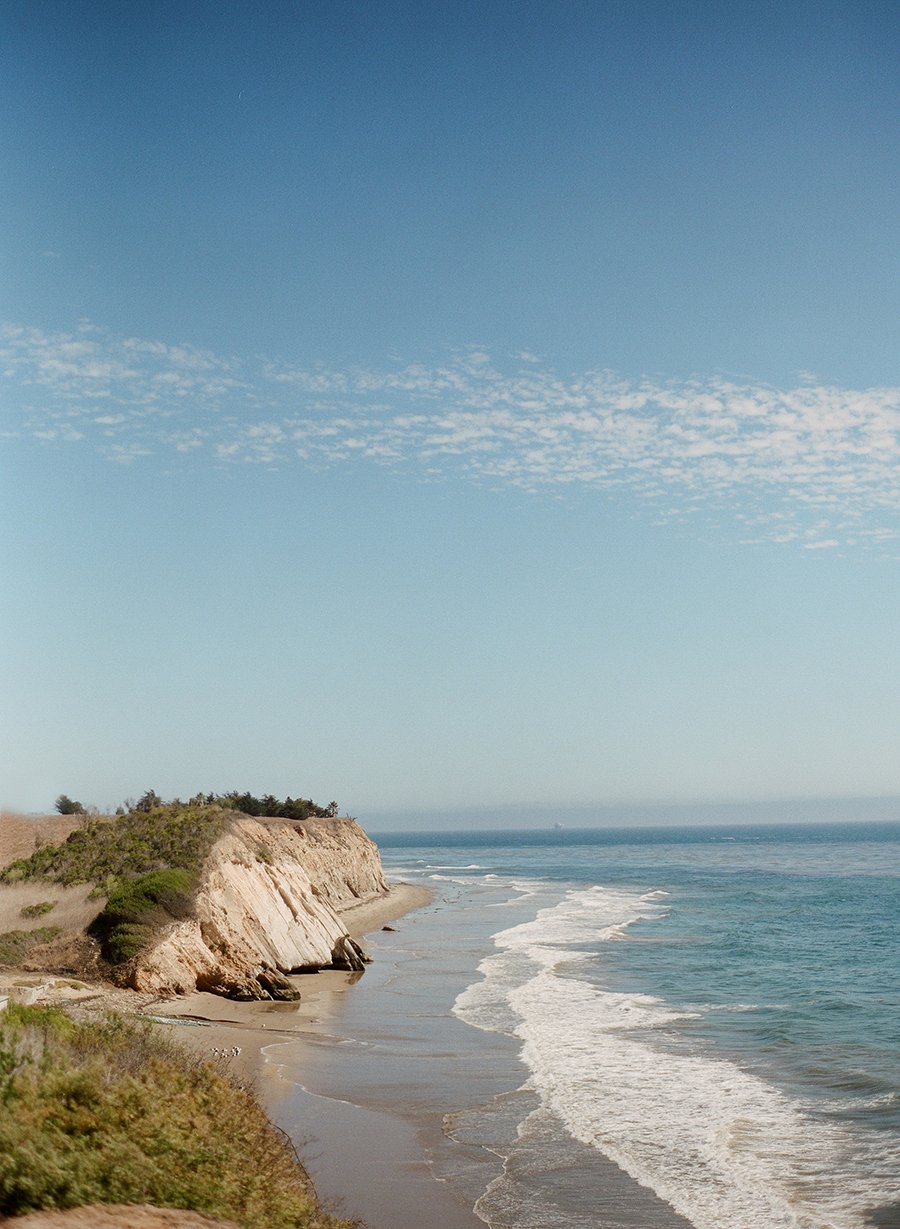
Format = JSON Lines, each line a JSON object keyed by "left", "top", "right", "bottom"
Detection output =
{"left": 0, "top": 884, "right": 101, "bottom": 938}
{"left": 0, "top": 813, "right": 84, "bottom": 867}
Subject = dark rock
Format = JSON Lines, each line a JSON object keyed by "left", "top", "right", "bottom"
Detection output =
{"left": 196, "top": 968, "right": 300, "bottom": 1001}
{"left": 330, "top": 934, "right": 370, "bottom": 972}
{"left": 196, "top": 975, "right": 258, "bottom": 1001}
{"left": 256, "top": 967, "right": 301, "bottom": 1001}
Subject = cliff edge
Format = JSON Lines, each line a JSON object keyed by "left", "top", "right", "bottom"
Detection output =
{"left": 130, "top": 816, "right": 388, "bottom": 999}
{"left": 0, "top": 809, "right": 391, "bottom": 1001}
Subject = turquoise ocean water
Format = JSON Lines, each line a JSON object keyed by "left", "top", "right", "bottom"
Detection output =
{"left": 364, "top": 821, "right": 899, "bottom": 1229}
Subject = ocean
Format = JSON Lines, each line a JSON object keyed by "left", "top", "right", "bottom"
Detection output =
{"left": 270, "top": 821, "right": 900, "bottom": 1229}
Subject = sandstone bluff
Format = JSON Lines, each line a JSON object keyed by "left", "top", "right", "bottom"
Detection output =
{"left": 131, "top": 816, "right": 387, "bottom": 999}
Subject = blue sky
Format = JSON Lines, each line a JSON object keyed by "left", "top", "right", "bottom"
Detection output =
{"left": 3, "top": 2, "right": 900, "bottom": 824}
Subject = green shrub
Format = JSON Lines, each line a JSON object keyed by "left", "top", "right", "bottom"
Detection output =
{"left": 87, "top": 873, "right": 120, "bottom": 901}
{"left": 213, "top": 791, "right": 333, "bottom": 820}
{"left": 54, "top": 795, "right": 85, "bottom": 816}
{"left": 0, "top": 928, "right": 61, "bottom": 967}
{"left": 89, "top": 869, "right": 193, "bottom": 964}
{"left": 0, "top": 804, "right": 229, "bottom": 887}
{"left": 101, "top": 921, "right": 152, "bottom": 963}
{"left": 20, "top": 901, "right": 54, "bottom": 920}
{"left": 0, "top": 1004, "right": 354, "bottom": 1228}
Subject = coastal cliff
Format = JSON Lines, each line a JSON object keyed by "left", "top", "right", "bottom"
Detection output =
{"left": 0, "top": 805, "right": 401, "bottom": 1227}
{"left": 130, "top": 816, "right": 388, "bottom": 999}
{"left": 0, "top": 807, "right": 392, "bottom": 1001}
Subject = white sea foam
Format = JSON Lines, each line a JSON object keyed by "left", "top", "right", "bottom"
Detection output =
{"left": 426, "top": 871, "right": 543, "bottom": 889}
{"left": 454, "top": 885, "right": 899, "bottom": 1229}
{"left": 426, "top": 872, "right": 488, "bottom": 885}
{"left": 425, "top": 863, "right": 486, "bottom": 870}
{"left": 503, "top": 878, "right": 544, "bottom": 899}
{"left": 383, "top": 863, "right": 428, "bottom": 876}
{"left": 481, "top": 875, "right": 547, "bottom": 901}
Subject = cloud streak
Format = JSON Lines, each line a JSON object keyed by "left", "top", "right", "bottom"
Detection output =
{"left": 4, "top": 321, "right": 900, "bottom": 550}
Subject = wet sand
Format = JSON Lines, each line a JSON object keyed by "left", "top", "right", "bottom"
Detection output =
{"left": 148, "top": 882, "right": 433, "bottom": 1085}
{"left": 253, "top": 881, "right": 700, "bottom": 1229}
{"left": 147, "top": 879, "right": 485, "bottom": 1227}
{"left": 145, "top": 880, "right": 468, "bottom": 1227}
{"left": 151, "top": 879, "right": 696, "bottom": 1229}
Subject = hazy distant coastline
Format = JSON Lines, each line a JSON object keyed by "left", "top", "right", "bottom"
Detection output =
{"left": 367, "top": 793, "right": 900, "bottom": 832}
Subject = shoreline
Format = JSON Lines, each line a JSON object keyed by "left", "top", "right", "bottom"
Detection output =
{"left": 144, "top": 877, "right": 467, "bottom": 1228}
{"left": 248, "top": 872, "right": 704, "bottom": 1229}
{"left": 4, "top": 866, "right": 711, "bottom": 1228}
{"left": 141, "top": 881, "right": 434, "bottom": 1086}
{"left": 7, "top": 871, "right": 703, "bottom": 1228}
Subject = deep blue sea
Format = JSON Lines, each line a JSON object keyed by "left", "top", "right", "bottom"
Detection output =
{"left": 367, "top": 821, "right": 899, "bottom": 1229}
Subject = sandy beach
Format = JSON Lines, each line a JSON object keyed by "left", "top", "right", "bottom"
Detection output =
{"left": 244, "top": 866, "right": 706, "bottom": 1229}
{"left": 139, "top": 879, "right": 460, "bottom": 1228}
{"left": 143, "top": 882, "right": 433, "bottom": 1086}
{"left": 0, "top": 832, "right": 729, "bottom": 1229}
{"left": 150, "top": 876, "right": 692, "bottom": 1229}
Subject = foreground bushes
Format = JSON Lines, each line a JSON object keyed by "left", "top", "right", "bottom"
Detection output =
{"left": 0, "top": 1004, "right": 353, "bottom": 1229}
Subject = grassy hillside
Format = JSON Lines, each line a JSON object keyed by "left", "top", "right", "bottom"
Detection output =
{"left": 0, "top": 1003, "right": 353, "bottom": 1229}
{"left": 0, "top": 805, "right": 232, "bottom": 972}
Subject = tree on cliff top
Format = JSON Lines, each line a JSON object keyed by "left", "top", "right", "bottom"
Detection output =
{"left": 54, "top": 794, "right": 85, "bottom": 815}
{"left": 213, "top": 791, "right": 334, "bottom": 820}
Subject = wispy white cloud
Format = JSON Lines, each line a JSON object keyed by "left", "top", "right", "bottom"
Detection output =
{"left": 4, "top": 321, "right": 900, "bottom": 550}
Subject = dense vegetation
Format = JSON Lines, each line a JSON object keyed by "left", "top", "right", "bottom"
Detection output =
{"left": 0, "top": 804, "right": 229, "bottom": 889}
{"left": 121, "top": 789, "right": 338, "bottom": 820}
{"left": 89, "top": 869, "right": 193, "bottom": 963}
{"left": 0, "top": 1003, "right": 354, "bottom": 1228}
{"left": 56, "top": 787, "right": 338, "bottom": 821}
{"left": 1, "top": 792, "right": 339, "bottom": 968}
{"left": 213, "top": 791, "right": 339, "bottom": 820}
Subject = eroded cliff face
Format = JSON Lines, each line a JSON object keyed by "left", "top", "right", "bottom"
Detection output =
{"left": 130, "top": 817, "right": 388, "bottom": 999}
